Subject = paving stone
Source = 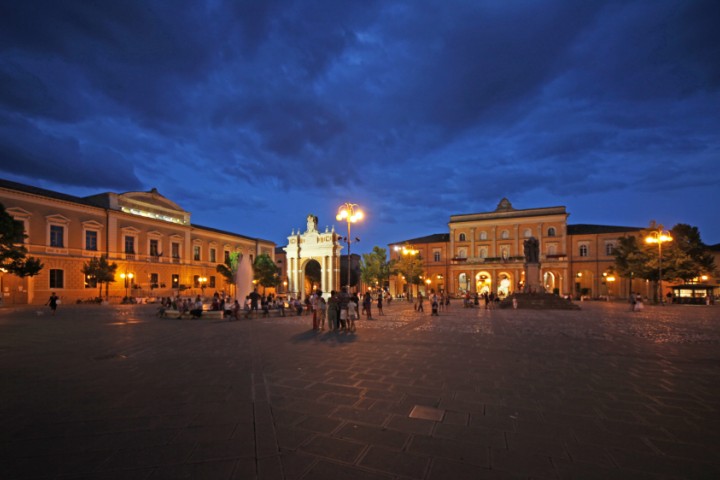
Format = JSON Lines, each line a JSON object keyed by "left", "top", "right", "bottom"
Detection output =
{"left": 2, "top": 301, "right": 719, "bottom": 479}
{"left": 359, "top": 445, "right": 430, "bottom": 478}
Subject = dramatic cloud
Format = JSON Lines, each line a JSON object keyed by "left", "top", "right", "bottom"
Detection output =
{"left": 1, "top": 0, "right": 718, "bottom": 246}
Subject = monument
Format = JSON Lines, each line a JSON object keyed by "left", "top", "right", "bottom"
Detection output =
{"left": 501, "top": 236, "right": 579, "bottom": 309}
{"left": 284, "top": 214, "right": 343, "bottom": 299}
{"left": 523, "top": 236, "right": 542, "bottom": 293}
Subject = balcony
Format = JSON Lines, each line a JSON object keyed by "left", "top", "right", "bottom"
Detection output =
{"left": 451, "top": 256, "right": 526, "bottom": 265}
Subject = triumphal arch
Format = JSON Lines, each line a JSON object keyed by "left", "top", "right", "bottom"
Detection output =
{"left": 284, "top": 214, "right": 343, "bottom": 299}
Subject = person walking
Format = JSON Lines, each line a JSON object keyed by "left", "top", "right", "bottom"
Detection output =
{"left": 318, "top": 296, "right": 327, "bottom": 330}
{"left": 417, "top": 292, "right": 424, "bottom": 313}
{"left": 46, "top": 292, "right": 59, "bottom": 315}
{"left": 377, "top": 292, "right": 384, "bottom": 316}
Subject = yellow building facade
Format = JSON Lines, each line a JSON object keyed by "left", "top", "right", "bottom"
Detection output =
{"left": 390, "top": 198, "right": 645, "bottom": 299}
{"left": 0, "top": 179, "right": 275, "bottom": 305}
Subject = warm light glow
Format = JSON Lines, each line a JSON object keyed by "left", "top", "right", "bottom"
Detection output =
{"left": 425, "top": 279, "right": 431, "bottom": 285}
{"left": 646, "top": 233, "right": 672, "bottom": 244}
{"left": 336, "top": 203, "right": 363, "bottom": 224}
{"left": 576, "top": 272, "right": 582, "bottom": 277}
{"left": 701, "top": 275, "right": 708, "bottom": 281}
{"left": 607, "top": 276, "right": 616, "bottom": 282}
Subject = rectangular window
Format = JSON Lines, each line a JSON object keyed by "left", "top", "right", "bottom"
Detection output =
{"left": 193, "top": 275, "right": 200, "bottom": 288}
{"left": 210, "top": 248, "right": 216, "bottom": 263}
{"left": 150, "top": 239, "right": 159, "bottom": 256}
{"left": 85, "top": 230, "right": 98, "bottom": 251}
{"left": 433, "top": 251, "right": 441, "bottom": 262}
{"left": 605, "top": 243, "right": 615, "bottom": 256}
{"left": 193, "top": 245, "right": 201, "bottom": 261}
{"left": 150, "top": 273, "right": 159, "bottom": 288}
{"left": 579, "top": 245, "right": 589, "bottom": 257}
{"left": 124, "top": 236, "right": 135, "bottom": 254}
{"left": 209, "top": 275, "right": 216, "bottom": 288}
{"left": 172, "top": 242, "right": 180, "bottom": 258}
{"left": 49, "top": 269, "right": 64, "bottom": 289}
{"left": 50, "top": 225, "right": 64, "bottom": 247}
{"left": 224, "top": 250, "right": 230, "bottom": 263}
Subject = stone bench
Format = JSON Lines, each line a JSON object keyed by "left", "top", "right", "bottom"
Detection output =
{"left": 160, "top": 309, "right": 224, "bottom": 320}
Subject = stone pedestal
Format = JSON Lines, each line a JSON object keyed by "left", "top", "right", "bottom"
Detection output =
{"left": 524, "top": 263, "right": 542, "bottom": 294}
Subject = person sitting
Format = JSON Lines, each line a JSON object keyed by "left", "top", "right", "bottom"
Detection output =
{"left": 190, "top": 295, "right": 203, "bottom": 318}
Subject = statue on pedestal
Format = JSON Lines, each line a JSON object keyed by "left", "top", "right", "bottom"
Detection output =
{"left": 524, "top": 237, "right": 539, "bottom": 264}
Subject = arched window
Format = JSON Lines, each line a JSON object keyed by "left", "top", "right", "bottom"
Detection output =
{"left": 479, "top": 247, "right": 487, "bottom": 258}
{"left": 523, "top": 228, "right": 532, "bottom": 238}
{"left": 457, "top": 248, "right": 467, "bottom": 259}
{"left": 480, "top": 231, "right": 487, "bottom": 240}
{"left": 548, "top": 227, "right": 556, "bottom": 237}
{"left": 459, "top": 233, "right": 466, "bottom": 241}
{"left": 501, "top": 230, "right": 509, "bottom": 239}
{"left": 548, "top": 245, "right": 557, "bottom": 255}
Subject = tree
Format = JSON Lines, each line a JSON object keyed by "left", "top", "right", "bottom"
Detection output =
{"left": 217, "top": 252, "right": 239, "bottom": 285}
{"left": 666, "top": 224, "right": 716, "bottom": 281}
{"left": 390, "top": 252, "right": 424, "bottom": 300}
{"left": 360, "top": 246, "right": 390, "bottom": 289}
{"left": 81, "top": 255, "right": 117, "bottom": 299}
{"left": 613, "top": 221, "right": 717, "bottom": 302}
{"left": 253, "top": 253, "right": 280, "bottom": 293}
{"left": 0, "top": 202, "right": 43, "bottom": 277}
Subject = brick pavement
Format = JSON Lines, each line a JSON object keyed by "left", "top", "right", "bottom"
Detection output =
{"left": 0, "top": 300, "right": 718, "bottom": 479}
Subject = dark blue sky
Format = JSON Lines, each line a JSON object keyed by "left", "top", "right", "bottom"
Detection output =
{"left": 1, "top": 0, "right": 719, "bottom": 251}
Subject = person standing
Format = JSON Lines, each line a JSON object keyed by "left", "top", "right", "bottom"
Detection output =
{"left": 46, "top": 292, "right": 59, "bottom": 315}
{"left": 327, "top": 291, "right": 339, "bottom": 331}
{"left": 417, "top": 292, "right": 424, "bottom": 313}
{"left": 363, "top": 291, "right": 373, "bottom": 320}
{"left": 377, "top": 292, "right": 384, "bottom": 316}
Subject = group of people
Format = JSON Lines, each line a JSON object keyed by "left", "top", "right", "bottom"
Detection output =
{"left": 462, "top": 291, "right": 499, "bottom": 309}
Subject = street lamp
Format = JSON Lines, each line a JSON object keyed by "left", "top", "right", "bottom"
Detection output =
{"left": 646, "top": 229, "right": 672, "bottom": 305}
{"left": 336, "top": 203, "right": 363, "bottom": 291}
{"left": 120, "top": 272, "right": 134, "bottom": 300}
{"left": 199, "top": 276, "right": 207, "bottom": 297}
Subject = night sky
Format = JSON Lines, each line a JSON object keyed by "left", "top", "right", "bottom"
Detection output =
{"left": 1, "top": 1, "right": 719, "bottom": 251}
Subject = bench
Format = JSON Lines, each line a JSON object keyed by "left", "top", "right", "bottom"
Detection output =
{"left": 159, "top": 308, "right": 224, "bottom": 320}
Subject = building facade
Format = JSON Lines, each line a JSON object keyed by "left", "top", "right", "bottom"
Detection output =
{"left": 0, "top": 179, "right": 275, "bottom": 305}
{"left": 390, "top": 198, "right": 645, "bottom": 299}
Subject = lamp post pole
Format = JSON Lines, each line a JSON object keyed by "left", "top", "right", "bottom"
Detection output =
{"left": 646, "top": 229, "right": 672, "bottom": 305}
{"left": 336, "top": 203, "right": 363, "bottom": 292}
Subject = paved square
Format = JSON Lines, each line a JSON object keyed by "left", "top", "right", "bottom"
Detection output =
{"left": 1, "top": 300, "right": 718, "bottom": 479}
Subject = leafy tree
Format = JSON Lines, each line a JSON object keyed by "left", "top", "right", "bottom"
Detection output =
{"left": 81, "top": 255, "right": 117, "bottom": 299}
{"left": 217, "top": 252, "right": 239, "bottom": 288}
{"left": 390, "top": 251, "right": 424, "bottom": 299}
{"left": 666, "top": 224, "right": 716, "bottom": 281}
{"left": 253, "top": 253, "right": 280, "bottom": 293}
{"left": 360, "top": 246, "right": 390, "bottom": 289}
{"left": 0, "top": 202, "right": 43, "bottom": 277}
{"left": 613, "top": 221, "right": 717, "bottom": 302}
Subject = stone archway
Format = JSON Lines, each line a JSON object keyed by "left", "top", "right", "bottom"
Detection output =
{"left": 303, "top": 259, "right": 322, "bottom": 296}
{"left": 475, "top": 271, "right": 492, "bottom": 295}
{"left": 284, "top": 214, "right": 343, "bottom": 299}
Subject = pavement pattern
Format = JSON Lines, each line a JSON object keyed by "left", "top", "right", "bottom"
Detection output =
{"left": 0, "top": 299, "right": 719, "bottom": 479}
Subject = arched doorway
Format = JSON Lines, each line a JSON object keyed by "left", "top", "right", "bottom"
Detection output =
{"left": 543, "top": 271, "right": 557, "bottom": 293}
{"left": 304, "top": 259, "right": 322, "bottom": 296}
{"left": 458, "top": 273, "right": 470, "bottom": 293}
{"left": 497, "top": 272, "right": 513, "bottom": 298}
{"left": 475, "top": 271, "right": 492, "bottom": 295}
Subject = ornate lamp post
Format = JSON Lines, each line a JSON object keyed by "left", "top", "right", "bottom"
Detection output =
{"left": 645, "top": 228, "right": 672, "bottom": 305}
{"left": 336, "top": 203, "right": 363, "bottom": 291}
